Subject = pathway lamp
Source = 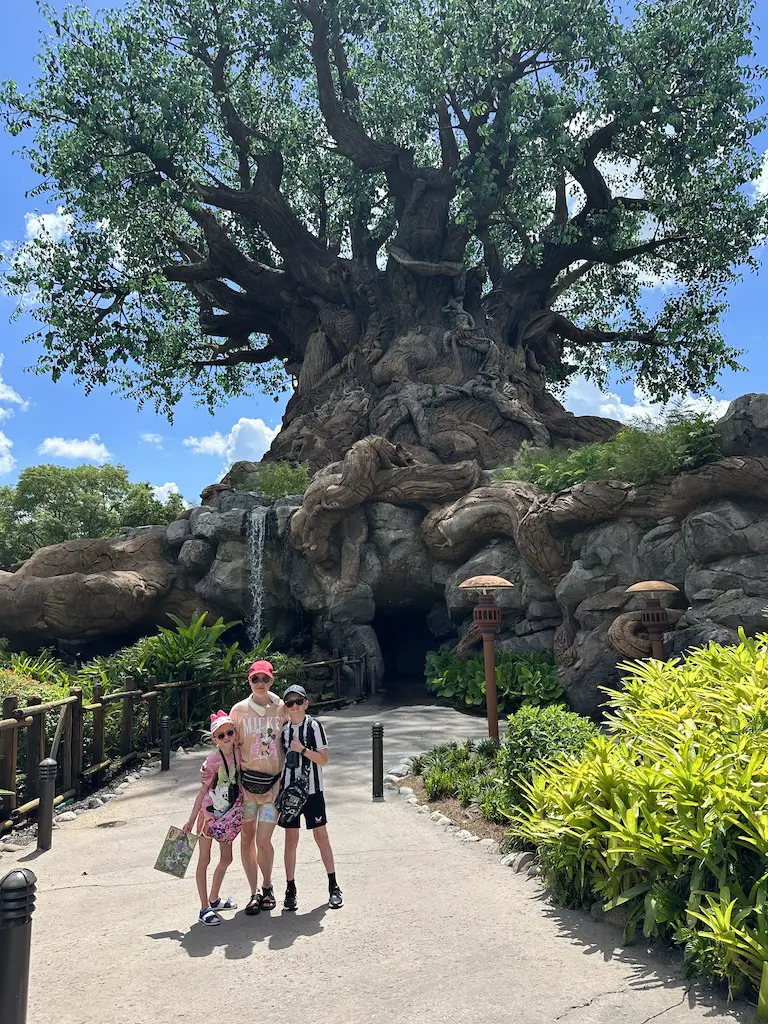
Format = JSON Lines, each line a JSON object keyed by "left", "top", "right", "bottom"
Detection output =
{"left": 625, "top": 580, "right": 680, "bottom": 662}
{"left": 457, "top": 575, "right": 514, "bottom": 744}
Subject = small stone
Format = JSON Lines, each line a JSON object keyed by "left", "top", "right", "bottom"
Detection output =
{"left": 383, "top": 775, "right": 400, "bottom": 784}
{"left": 87, "top": 797, "right": 104, "bottom": 809}
{"left": 455, "top": 829, "right": 473, "bottom": 840}
{"left": 0, "top": 842, "right": 24, "bottom": 853}
{"left": 176, "top": 746, "right": 185, "bottom": 756}
{"left": 429, "top": 811, "right": 444, "bottom": 821}
{"left": 126, "top": 773, "right": 141, "bottom": 782}
{"left": 435, "top": 814, "right": 452, "bottom": 826}
{"left": 501, "top": 854, "right": 517, "bottom": 867}
{"left": 509, "top": 851, "right": 535, "bottom": 873}
{"left": 478, "top": 838, "right": 497, "bottom": 849}
{"left": 119, "top": 779, "right": 132, "bottom": 787}
{"left": 462, "top": 835, "right": 481, "bottom": 843}
{"left": 384, "top": 782, "right": 398, "bottom": 791}
{"left": 416, "top": 805, "right": 429, "bottom": 814}
{"left": 444, "top": 826, "right": 459, "bottom": 835}
{"left": 398, "top": 787, "right": 415, "bottom": 797}
{"left": 386, "top": 765, "right": 411, "bottom": 779}
{"left": 101, "top": 793, "right": 116, "bottom": 801}
{"left": 406, "top": 797, "right": 420, "bottom": 805}
{"left": 526, "top": 864, "right": 541, "bottom": 879}
{"left": 55, "top": 811, "right": 77, "bottom": 823}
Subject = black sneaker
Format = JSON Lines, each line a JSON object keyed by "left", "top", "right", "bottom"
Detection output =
{"left": 283, "top": 887, "right": 298, "bottom": 912}
{"left": 244, "top": 892, "right": 262, "bottom": 916}
{"left": 329, "top": 885, "right": 343, "bottom": 910}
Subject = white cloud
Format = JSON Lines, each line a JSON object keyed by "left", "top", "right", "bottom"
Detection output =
{"left": 183, "top": 417, "right": 279, "bottom": 467}
{"left": 24, "top": 206, "right": 73, "bottom": 243}
{"left": 0, "top": 355, "right": 29, "bottom": 421}
{"left": 152, "top": 481, "right": 184, "bottom": 504}
{"left": 37, "top": 433, "right": 111, "bottom": 462}
{"left": 0, "top": 432, "right": 15, "bottom": 475}
{"left": 141, "top": 432, "right": 163, "bottom": 448}
{"left": 563, "top": 376, "right": 731, "bottom": 424}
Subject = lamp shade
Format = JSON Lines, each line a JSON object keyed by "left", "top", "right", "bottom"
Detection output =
{"left": 458, "top": 575, "right": 514, "bottom": 595}
{"left": 625, "top": 580, "right": 680, "bottom": 595}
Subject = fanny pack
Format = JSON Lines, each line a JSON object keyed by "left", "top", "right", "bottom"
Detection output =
{"left": 276, "top": 762, "right": 311, "bottom": 825}
{"left": 207, "top": 796, "right": 244, "bottom": 843}
{"left": 241, "top": 770, "right": 281, "bottom": 795}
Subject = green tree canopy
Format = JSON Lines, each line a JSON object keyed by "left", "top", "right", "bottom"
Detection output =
{"left": 0, "top": 463, "right": 186, "bottom": 569}
{"left": 1, "top": 0, "right": 766, "bottom": 422}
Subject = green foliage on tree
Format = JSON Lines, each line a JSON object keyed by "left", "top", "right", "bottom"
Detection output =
{"left": 0, "top": 463, "right": 186, "bottom": 569}
{"left": 1, "top": 0, "right": 766, "bottom": 414}
{"left": 256, "top": 461, "right": 310, "bottom": 498}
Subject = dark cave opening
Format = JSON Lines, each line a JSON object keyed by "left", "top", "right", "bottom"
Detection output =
{"left": 373, "top": 608, "right": 437, "bottom": 699}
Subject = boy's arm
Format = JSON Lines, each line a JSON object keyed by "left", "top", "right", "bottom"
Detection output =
{"left": 291, "top": 719, "right": 328, "bottom": 766}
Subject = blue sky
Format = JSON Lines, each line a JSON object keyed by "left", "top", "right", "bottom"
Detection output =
{"left": 1, "top": 2, "right": 767, "bottom": 505}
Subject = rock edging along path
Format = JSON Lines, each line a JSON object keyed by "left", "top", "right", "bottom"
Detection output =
{"left": 4, "top": 701, "right": 753, "bottom": 1024}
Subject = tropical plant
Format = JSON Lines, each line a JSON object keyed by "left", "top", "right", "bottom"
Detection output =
{"left": 512, "top": 630, "right": 768, "bottom": 996}
{"left": 495, "top": 409, "right": 723, "bottom": 492}
{"left": 257, "top": 463, "right": 310, "bottom": 499}
{"left": 425, "top": 647, "right": 561, "bottom": 714}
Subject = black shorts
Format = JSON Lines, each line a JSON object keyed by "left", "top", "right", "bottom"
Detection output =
{"left": 279, "top": 791, "right": 327, "bottom": 830}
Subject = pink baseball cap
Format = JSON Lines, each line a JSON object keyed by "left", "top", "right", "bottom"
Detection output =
{"left": 248, "top": 660, "right": 274, "bottom": 681}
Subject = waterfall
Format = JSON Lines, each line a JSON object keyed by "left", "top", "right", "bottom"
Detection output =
{"left": 246, "top": 506, "right": 268, "bottom": 647}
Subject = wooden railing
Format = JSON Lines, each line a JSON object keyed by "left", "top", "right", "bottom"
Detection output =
{"left": 0, "top": 650, "right": 369, "bottom": 835}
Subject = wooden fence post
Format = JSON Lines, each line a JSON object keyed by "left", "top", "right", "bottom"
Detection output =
{"left": 332, "top": 650, "right": 341, "bottom": 701}
{"left": 92, "top": 684, "right": 106, "bottom": 787}
{"left": 180, "top": 684, "right": 189, "bottom": 735}
{"left": 0, "top": 697, "right": 18, "bottom": 816}
{"left": 69, "top": 688, "right": 83, "bottom": 798}
{"left": 146, "top": 693, "right": 159, "bottom": 749}
{"left": 120, "top": 694, "right": 134, "bottom": 758}
{"left": 23, "top": 701, "right": 44, "bottom": 804}
{"left": 60, "top": 704, "right": 73, "bottom": 795}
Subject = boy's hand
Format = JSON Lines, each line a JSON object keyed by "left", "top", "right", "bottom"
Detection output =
{"left": 290, "top": 738, "right": 304, "bottom": 753}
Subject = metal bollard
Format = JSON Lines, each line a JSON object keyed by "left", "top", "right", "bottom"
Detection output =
{"left": 372, "top": 722, "right": 384, "bottom": 802}
{"left": 160, "top": 715, "right": 171, "bottom": 771}
{"left": 37, "top": 758, "right": 57, "bottom": 852}
{"left": 0, "top": 868, "right": 37, "bottom": 1024}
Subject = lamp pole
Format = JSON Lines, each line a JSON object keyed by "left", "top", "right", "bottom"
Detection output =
{"left": 625, "top": 581, "right": 680, "bottom": 662}
{"left": 458, "top": 575, "right": 514, "bottom": 745}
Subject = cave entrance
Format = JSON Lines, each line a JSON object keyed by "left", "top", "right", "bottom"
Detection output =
{"left": 373, "top": 609, "right": 437, "bottom": 702}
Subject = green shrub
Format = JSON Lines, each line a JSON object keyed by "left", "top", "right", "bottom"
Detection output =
{"left": 257, "top": 462, "right": 310, "bottom": 498}
{"left": 495, "top": 408, "right": 722, "bottom": 492}
{"left": 425, "top": 646, "right": 561, "bottom": 715}
{"left": 511, "top": 630, "right": 768, "bottom": 997}
{"left": 498, "top": 704, "right": 598, "bottom": 808}
{"left": 0, "top": 669, "right": 69, "bottom": 705}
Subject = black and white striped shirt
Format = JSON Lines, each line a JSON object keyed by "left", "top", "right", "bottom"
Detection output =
{"left": 281, "top": 717, "right": 328, "bottom": 795}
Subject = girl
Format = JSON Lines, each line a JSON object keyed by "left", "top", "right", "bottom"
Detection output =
{"left": 183, "top": 711, "right": 243, "bottom": 926}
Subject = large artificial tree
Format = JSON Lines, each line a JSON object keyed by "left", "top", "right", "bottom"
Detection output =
{"left": 2, "top": 0, "right": 766, "bottom": 473}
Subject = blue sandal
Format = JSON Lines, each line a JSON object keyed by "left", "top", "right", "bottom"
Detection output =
{"left": 199, "top": 907, "right": 221, "bottom": 926}
{"left": 210, "top": 897, "right": 237, "bottom": 911}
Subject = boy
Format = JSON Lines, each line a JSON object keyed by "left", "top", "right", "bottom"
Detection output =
{"left": 279, "top": 684, "right": 343, "bottom": 911}
{"left": 229, "top": 660, "right": 286, "bottom": 915}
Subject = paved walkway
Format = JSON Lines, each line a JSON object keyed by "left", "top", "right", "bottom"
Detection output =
{"left": 4, "top": 700, "right": 754, "bottom": 1024}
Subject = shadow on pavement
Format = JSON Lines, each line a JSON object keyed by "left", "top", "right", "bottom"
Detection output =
{"left": 541, "top": 901, "right": 756, "bottom": 1021}
{"left": 147, "top": 904, "right": 328, "bottom": 960}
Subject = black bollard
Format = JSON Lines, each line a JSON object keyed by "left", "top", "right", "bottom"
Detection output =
{"left": 0, "top": 868, "right": 37, "bottom": 1024}
{"left": 37, "top": 758, "right": 57, "bottom": 852}
{"left": 372, "top": 722, "right": 384, "bottom": 802}
{"left": 160, "top": 714, "right": 171, "bottom": 772}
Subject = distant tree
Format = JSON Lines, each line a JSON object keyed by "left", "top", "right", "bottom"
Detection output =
{"left": 0, "top": 463, "right": 186, "bottom": 569}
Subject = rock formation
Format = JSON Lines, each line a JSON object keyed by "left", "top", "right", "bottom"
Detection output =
{"left": 0, "top": 395, "right": 766, "bottom": 716}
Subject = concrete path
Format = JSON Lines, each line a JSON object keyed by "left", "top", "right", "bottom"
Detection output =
{"left": 4, "top": 700, "right": 754, "bottom": 1024}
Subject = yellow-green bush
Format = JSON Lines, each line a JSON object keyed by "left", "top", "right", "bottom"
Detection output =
{"left": 512, "top": 631, "right": 768, "bottom": 996}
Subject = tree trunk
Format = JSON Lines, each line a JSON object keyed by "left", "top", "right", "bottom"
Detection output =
{"left": 267, "top": 283, "right": 621, "bottom": 473}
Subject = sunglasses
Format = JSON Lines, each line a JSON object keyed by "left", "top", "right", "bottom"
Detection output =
{"left": 250, "top": 677, "right": 270, "bottom": 685}
{"left": 284, "top": 698, "right": 305, "bottom": 708}
{"left": 215, "top": 729, "right": 235, "bottom": 740}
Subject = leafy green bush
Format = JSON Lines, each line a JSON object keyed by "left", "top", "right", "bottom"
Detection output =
{"left": 498, "top": 704, "right": 598, "bottom": 808}
{"left": 511, "top": 631, "right": 768, "bottom": 997}
{"left": 425, "top": 646, "right": 561, "bottom": 714}
{"left": 0, "top": 669, "right": 69, "bottom": 705}
{"left": 495, "top": 409, "right": 722, "bottom": 492}
{"left": 257, "top": 462, "right": 310, "bottom": 498}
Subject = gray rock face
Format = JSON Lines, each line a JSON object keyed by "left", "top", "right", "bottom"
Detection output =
{"left": 177, "top": 538, "right": 216, "bottom": 576}
{"left": 195, "top": 509, "right": 247, "bottom": 543}
{"left": 219, "top": 492, "right": 271, "bottom": 513}
{"left": 445, "top": 540, "right": 523, "bottom": 618}
{"left": 195, "top": 553, "right": 249, "bottom": 613}
{"left": 165, "top": 518, "right": 190, "bottom": 550}
{"left": 716, "top": 393, "right": 768, "bottom": 457}
{"left": 367, "top": 504, "right": 437, "bottom": 609}
{"left": 682, "top": 500, "right": 768, "bottom": 564}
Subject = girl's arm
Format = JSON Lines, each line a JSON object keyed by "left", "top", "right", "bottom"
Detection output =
{"left": 183, "top": 780, "right": 209, "bottom": 833}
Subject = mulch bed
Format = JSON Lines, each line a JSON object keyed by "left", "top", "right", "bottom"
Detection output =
{"left": 400, "top": 775, "right": 507, "bottom": 845}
